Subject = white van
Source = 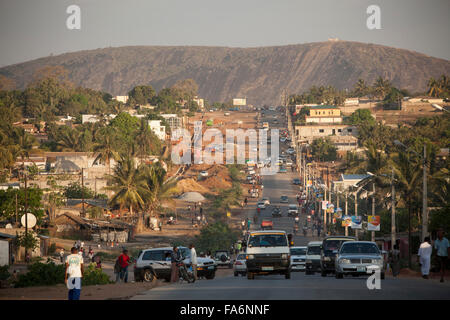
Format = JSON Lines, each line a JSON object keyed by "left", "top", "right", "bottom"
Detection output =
{"left": 245, "top": 230, "right": 291, "bottom": 279}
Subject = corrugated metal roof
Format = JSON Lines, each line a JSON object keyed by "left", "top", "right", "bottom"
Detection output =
{"left": 341, "top": 174, "right": 371, "bottom": 181}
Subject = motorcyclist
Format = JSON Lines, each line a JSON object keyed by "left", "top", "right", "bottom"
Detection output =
{"left": 294, "top": 216, "right": 300, "bottom": 225}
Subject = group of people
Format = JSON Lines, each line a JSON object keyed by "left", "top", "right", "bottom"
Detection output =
{"left": 389, "top": 228, "right": 449, "bottom": 282}
{"left": 169, "top": 244, "right": 198, "bottom": 282}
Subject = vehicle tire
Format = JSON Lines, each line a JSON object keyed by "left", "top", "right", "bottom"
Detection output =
{"left": 335, "top": 272, "right": 343, "bottom": 279}
{"left": 205, "top": 272, "right": 215, "bottom": 280}
{"left": 381, "top": 272, "right": 385, "bottom": 280}
{"left": 321, "top": 270, "right": 327, "bottom": 277}
{"left": 143, "top": 269, "right": 155, "bottom": 282}
{"left": 234, "top": 272, "right": 238, "bottom": 277}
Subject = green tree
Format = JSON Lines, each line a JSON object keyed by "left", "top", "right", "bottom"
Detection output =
{"left": 128, "top": 85, "right": 156, "bottom": 106}
{"left": 311, "top": 137, "right": 337, "bottom": 162}
{"left": 347, "top": 109, "right": 375, "bottom": 125}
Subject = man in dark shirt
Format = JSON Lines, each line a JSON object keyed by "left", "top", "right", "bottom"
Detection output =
{"left": 170, "top": 247, "right": 182, "bottom": 282}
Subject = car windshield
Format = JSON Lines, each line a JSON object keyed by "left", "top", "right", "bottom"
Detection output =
{"left": 291, "top": 248, "right": 306, "bottom": 255}
{"left": 307, "top": 246, "right": 321, "bottom": 255}
{"left": 237, "top": 254, "right": 246, "bottom": 260}
{"left": 179, "top": 247, "right": 191, "bottom": 259}
{"left": 340, "top": 243, "right": 380, "bottom": 255}
{"left": 323, "top": 239, "right": 352, "bottom": 252}
{"left": 248, "top": 234, "right": 288, "bottom": 247}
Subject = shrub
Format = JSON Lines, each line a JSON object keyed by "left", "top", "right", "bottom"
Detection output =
{"left": 15, "top": 262, "right": 65, "bottom": 288}
{"left": 83, "top": 263, "right": 111, "bottom": 285}
{"left": 0, "top": 265, "right": 10, "bottom": 281}
{"left": 194, "top": 221, "right": 239, "bottom": 254}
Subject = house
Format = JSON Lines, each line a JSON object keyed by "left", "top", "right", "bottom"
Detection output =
{"left": 14, "top": 156, "right": 46, "bottom": 170}
{"left": 193, "top": 97, "right": 205, "bottom": 110}
{"left": 344, "top": 98, "right": 360, "bottom": 106}
{"left": 81, "top": 114, "right": 117, "bottom": 124}
{"left": 13, "top": 122, "right": 37, "bottom": 133}
{"left": 148, "top": 120, "right": 166, "bottom": 140}
{"left": 0, "top": 182, "right": 20, "bottom": 190}
{"left": 0, "top": 232, "right": 16, "bottom": 265}
{"left": 328, "top": 135, "right": 358, "bottom": 152}
{"left": 333, "top": 174, "right": 372, "bottom": 192}
{"left": 305, "top": 106, "right": 342, "bottom": 124}
{"left": 161, "top": 114, "right": 184, "bottom": 132}
{"left": 113, "top": 95, "right": 129, "bottom": 104}
{"left": 295, "top": 124, "right": 358, "bottom": 144}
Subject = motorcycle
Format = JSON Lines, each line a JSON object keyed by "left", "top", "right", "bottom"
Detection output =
{"left": 178, "top": 262, "right": 195, "bottom": 283}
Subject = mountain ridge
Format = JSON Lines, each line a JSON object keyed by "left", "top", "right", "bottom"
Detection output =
{"left": 1, "top": 41, "right": 449, "bottom": 105}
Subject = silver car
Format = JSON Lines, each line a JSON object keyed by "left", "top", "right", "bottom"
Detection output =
{"left": 233, "top": 253, "right": 247, "bottom": 276}
{"left": 290, "top": 246, "right": 307, "bottom": 272}
{"left": 335, "top": 241, "right": 385, "bottom": 279}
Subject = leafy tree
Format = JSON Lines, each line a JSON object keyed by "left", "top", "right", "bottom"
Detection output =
{"left": 64, "top": 182, "right": 95, "bottom": 199}
{"left": 372, "top": 77, "right": 391, "bottom": 100}
{"left": 311, "top": 137, "right": 337, "bottom": 162}
{"left": 127, "top": 85, "right": 156, "bottom": 106}
{"left": 194, "top": 222, "right": 239, "bottom": 254}
{"left": 347, "top": 109, "right": 375, "bottom": 125}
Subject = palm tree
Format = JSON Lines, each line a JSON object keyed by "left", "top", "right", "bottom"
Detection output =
{"left": 106, "top": 156, "right": 150, "bottom": 218}
{"left": 13, "top": 128, "right": 35, "bottom": 167}
{"left": 373, "top": 77, "right": 391, "bottom": 100}
{"left": 353, "top": 79, "right": 369, "bottom": 97}
{"left": 135, "top": 119, "right": 161, "bottom": 163}
{"left": 93, "top": 127, "right": 119, "bottom": 174}
{"left": 427, "top": 77, "right": 441, "bottom": 97}
{"left": 58, "top": 127, "right": 81, "bottom": 151}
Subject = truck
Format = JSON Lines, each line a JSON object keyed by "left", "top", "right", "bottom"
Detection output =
{"left": 245, "top": 230, "right": 291, "bottom": 280}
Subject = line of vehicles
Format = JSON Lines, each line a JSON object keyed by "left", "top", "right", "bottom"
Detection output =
{"left": 231, "top": 232, "right": 387, "bottom": 280}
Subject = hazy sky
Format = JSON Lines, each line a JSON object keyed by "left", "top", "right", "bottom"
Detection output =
{"left": 0, "top": 0, "right": 449, "bottom": 67}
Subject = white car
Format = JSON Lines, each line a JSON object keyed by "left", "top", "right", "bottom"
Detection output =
{"left": 287, "top": 148, "right": 295, "bottom": 154}
{"left": 290, "top": 246, "right": 307, "bottom": 272}
{"left": 199, "top": 171, "right": 208, "bottom": 177}
{"left": 257, "top": 201, "right": 266, "bottom": 209}
{"left": 280, "top": 137, "right": 287, "bottom": 143}
{"left": 261, "top": 198, "right": 270, "bottom": 205}
{"left": 288, "top": 204, "right": 298, "bottom": 216}
{"left": 233, "top": 253, "right": 247, "bottom": 276}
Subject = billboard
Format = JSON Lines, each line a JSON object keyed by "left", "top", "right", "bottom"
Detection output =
{"left": 367, "top": 215, "right": 380, "bottom": 231}
{"left": 233, "top": 98, "right": 247, "bottom": 106}
{"left": 342, "top": 215, "right": 351, "bottom": 227}
{"left": 351, "top": 216, "right": 363, "bottom": 229}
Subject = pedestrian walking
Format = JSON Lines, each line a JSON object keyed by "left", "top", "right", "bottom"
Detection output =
{"left": 116, "top": 249, "right": 131, "bottom": 283}
{"left": 159, "top": 220, "right": 163, "bottom": 232}
{"left": 59, "top": 248, "right": 65, "bottom": 263}
{"left": 65, "top": 247, "right": 84, "bottom": 300}
{"left": 170, "top": 246, "right": 181, "bottom": 282}
{"left": 390, "top": 244, "right": 401, "bottom": 277}
{"left": 417, "top": 237, "right": 432, "bottom": 279}
{"left": 189, "top": 244, "right": 198, "bottom": 281}
{"left": 434, "top": 228, "right": 449, "bottom": 283}
{"left": 88, "top": 247, "right": 94, "bottom": 261}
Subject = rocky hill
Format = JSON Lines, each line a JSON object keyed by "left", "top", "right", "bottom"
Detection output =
{"left": 1, "top": 41, "right": 449, "bottom": 105}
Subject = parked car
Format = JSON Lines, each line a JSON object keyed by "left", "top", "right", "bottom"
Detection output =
{"left": 280, "top": 195, "right": 289, "bottom": 203}
{"left": 245, "top": 230, "right": 291, "bottom": 280}
{"left": 305, "top": 241, "right": 322, "bottom": 275}
{"left": 214, "top": 250, "right": 233, "bottom": 268}
{"left": 287, "top": 204, "right": 298, "bottom": 216}
{"left": 293, "top": 178, "right": 301, "bottom": 185}
{"left": 134, "top": 246, "right": 216, "bottom": 282}
{"left": 290, "top": 246, "right": 307, "bottom": 272}
{"left": 233, "top": 253, "right": 247, "bottom": 276}
{"left": 335, "top": 241, "right": 385, "bottom": 279}
{"left": 286, "top": 160, "right": 293, "bottom": 167}
{"left": 320, "top": 236, "right": 356, "bottom": 277}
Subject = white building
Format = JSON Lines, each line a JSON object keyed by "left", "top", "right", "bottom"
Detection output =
{"left": 148, "top": 120, "right": 166, "bottom": 140}
{"left": 193, "top": 97, "right": 204, "bottom": 110}
{"left": 333, "top": 174, "right": 371, "bottom": 192}
{"left": 344, "top": 98, "right": 360, "bottom": 106}
{"left": 161, "top": 114, "right": 184, "bottom": 132}
{"left": 113, "top": 96, "right": 129, "bottom": 104}
{"left": 81, "top": 114, "right": 117, "bottom": 124}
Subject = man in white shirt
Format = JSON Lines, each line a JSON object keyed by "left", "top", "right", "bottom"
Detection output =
{"left": 417, "top": 237, "right": 432, "bottom": 279}
{"left": 65, "top": 247, "right": 84, "bottom": 300}
{"left": 189, "top": 244, "right": 198, "bottom": 280}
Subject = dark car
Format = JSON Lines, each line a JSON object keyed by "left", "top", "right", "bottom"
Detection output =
{"left": 272, "top": 206, "right": 282, "bottom": 217}
{"left": 293, "top": 178, "right": 301, "bottom": 185}
{"left": 320, "top": 236, "right": 356, "bottom": 277}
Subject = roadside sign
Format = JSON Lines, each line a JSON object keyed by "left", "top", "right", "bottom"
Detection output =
{"left": 367, "top": 215, "right": 380, "bottom": 231}
{"left": 351, "top": 216, "right": 363, "bottom": 229}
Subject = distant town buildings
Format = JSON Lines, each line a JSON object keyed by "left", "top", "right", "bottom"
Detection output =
{"left": 113, "top": 95, "right": 129, "bottom": 104}
{"left": 148, "top": 120, "right": 166, "bottom": 140}
{"left": 305, "top": 105, "right": 343, "bottom": 124}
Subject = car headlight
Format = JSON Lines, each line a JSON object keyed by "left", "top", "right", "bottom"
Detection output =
{"left": 372, "top": 258, "right": 382, "bottom": 264}
{"left": 339, "top": 259, "right": 351, "bottom": 264}
{"left": 323, "top": 257, "right": 331, "bottom": 262}
{"left": 281, "top": 254, "right": 289, "bottom": 259}
{"left": 246, "top": 255, "right": 254, "bottom": 260}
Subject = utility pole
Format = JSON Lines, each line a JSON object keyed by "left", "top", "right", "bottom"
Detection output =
{"left": 391, "top": 168, "right": 396, "bottom": 250}
{"left": 24, "top": 173, "right": 28, "bottom": 236}
{"left": 323, "top": 187, "right": 327, "bottom": 235}
{"left": 345, "top": 193, "right": 348, "bottom": 236}
{"left": 422, "top": 145, "right": 428, "bottom": 242}
{"left": 15, "top": 193, "right": 18, "bottom": 226}
{"left": 81, "top": 168, "right": 85, "bottom": 217}
{"left": 371, "top": 182, "right": 375, "bottom": 242}
{"left": 354, "top": 192, "right": 358, "bottom": 240}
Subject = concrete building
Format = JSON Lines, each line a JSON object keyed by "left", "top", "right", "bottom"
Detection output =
{"left": 333, "top": 174, "right": 371, "bottom": 192}
{"left": 161, "top": 114, "right": 184, "bottom": 132}
{"left": 113, "top": 95, "right": 129, "bottom": 104}
{"left": 295, "top": 124, "right": 357, "bottom": 141}
{"left": 305, "top": 106, "right": 342, "bottom": 124}
{"left": 193, "top": 97, "right": 205, "bottom": 110}
{"left": 81, "top": 114, "right": 117, "bottom": 124}
{"left": 148, "top": 120, "right": 166, "bottom": 140}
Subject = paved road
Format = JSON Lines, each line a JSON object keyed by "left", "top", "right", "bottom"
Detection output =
{"left": 133, "top": 109, "right": 450, "bottom": 300}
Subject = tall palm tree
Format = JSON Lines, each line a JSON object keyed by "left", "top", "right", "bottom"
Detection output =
{"left": 373, "top": 77, "right": 391, "bottom": 100}
{"left": 13, "top": 128, "right": 35, "bottom": 167}
{"left": 353, "top": 79, "right": 368, "bottom": 97}
{"left": 106, "top": 156, "right": 150, "bottom": 218}
{"left": 135, "top": 118, "right": 161, "bottom": 162}
{"left": 93, "top": 127, "right": 119, "bottom": 174}
{"left": 58, "top": 127, "right": 81, "bottom": 151}
{"left": 427, "top": 77, "right": 441, "bottom": 97}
